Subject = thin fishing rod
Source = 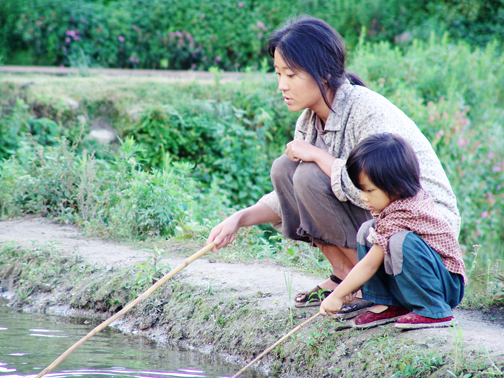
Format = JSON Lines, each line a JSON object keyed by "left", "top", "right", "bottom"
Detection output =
{"left": 35, "top": 242, "right": 216, "bottom": 378}
{"left": 232, "top": 312, "right": 321, "bottom": 378}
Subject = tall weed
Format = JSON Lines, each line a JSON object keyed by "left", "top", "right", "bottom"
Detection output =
{"left": 0, "top": 136, "right": 195, "bottom": 239}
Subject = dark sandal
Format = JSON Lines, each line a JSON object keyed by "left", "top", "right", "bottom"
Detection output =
{"left": 332, "top": 298, "right": 374, "bottom": 320}
{"left": 294, "top": 274, "right": 342, "bottom": 308}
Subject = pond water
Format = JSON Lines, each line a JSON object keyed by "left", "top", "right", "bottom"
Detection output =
{"left": 0, "top": 306, "right": 263, "bottom": 378}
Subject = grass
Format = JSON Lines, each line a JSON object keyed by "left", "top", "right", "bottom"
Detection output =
{"left": 1, "top": 34, "right": 503, "bottom": 310}
{"left": 0, "top": 240, "right": 503, "bottom": 377}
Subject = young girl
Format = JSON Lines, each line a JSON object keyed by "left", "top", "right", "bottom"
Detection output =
{"left": 320, "top": 133, "right": 467, "bottom": 329}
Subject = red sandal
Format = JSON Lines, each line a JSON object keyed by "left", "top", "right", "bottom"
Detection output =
{"left": 395, "top": 312, "right": 455, "bottom": 329}
{"left": 353, "top": 306, "right": 409, "bottom": 328}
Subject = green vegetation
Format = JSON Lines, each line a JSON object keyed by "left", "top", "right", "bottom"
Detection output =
{"left": 1, "top": 32, "right": 503, "bottom": 307}
{"left": 1, "top": 0, "right": 503, "bottom": 70}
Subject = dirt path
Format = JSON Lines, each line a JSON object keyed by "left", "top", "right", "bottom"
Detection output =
{"left": 0, "top": 65, "right": 267, "bottom": 80}
{"left": 1, "top": 217, "right": 503, "bottom": 363}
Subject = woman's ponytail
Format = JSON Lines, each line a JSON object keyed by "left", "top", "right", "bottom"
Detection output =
{"left": 346, "top": 72, "right": 367, "bottom": 87}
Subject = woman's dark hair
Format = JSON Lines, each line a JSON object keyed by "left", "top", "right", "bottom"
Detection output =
{"left": 346, "top": 133, "right": 422, "bottom": 199}
{"left": 268, "top": 16, "right": 366, "bottom": 111}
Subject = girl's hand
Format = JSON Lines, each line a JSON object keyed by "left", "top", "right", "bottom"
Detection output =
{"left": 319, "top": 291, "right": 356, "bottom": 316}
{"left": 285, "top": 139, "right": 320, "bottom": 162}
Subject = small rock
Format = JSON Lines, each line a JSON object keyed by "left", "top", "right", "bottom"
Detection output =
{"left": 129, "top": 108, "right": 142, "bottom": 122}
{"left": 395, "top": 31, "right": 412, "bottom": 44}
{"left": 87, "top": 129, "right": 117, "bottom": 144}
{"left": 62, "top": 98, "right": 79, "bottom": 110}
{"left": 77, "top": 115, "right": 87, "bottom": 125}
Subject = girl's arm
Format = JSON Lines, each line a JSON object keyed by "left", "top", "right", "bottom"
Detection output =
{"left": 320, "top": 243, "right": 385, "bottom": 315}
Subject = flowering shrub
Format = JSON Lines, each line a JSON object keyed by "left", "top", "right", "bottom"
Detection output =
{"left": 0, "top": 32, "right": 502, "bottom": 263}
{"left": 1, "top": 0, "right": 503, "bottom": 70}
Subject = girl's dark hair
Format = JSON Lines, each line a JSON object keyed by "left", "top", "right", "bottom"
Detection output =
{"left": 268, "top": 16, "right": 366, "bottom": 111}
{"left": 346, "top": 133, "right": 422, "bottom": 199}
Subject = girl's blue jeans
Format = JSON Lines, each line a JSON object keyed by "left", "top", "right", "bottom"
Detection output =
{"left": 357, "top": 220, "right": 465, "bottom": 319}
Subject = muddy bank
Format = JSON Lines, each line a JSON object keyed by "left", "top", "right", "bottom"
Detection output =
{"left": 1, "top": 216, "right": 503, "bottom": 377}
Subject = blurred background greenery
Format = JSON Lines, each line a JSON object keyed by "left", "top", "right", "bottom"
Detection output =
{"left": 0, "top": 0, "right": 503, "bottom": 305}
{"left": 1, "top": 0, "right": 503, "bottom": 70}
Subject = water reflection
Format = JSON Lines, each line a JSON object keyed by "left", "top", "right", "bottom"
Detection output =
{"left": 0, "top": 306, "right": 262, "bottom": 378}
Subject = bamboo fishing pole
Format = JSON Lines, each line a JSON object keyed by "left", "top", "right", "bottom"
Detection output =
{"left": 35, "top": 242, "right": 216, "bottom": 378}
{"left": 231, "top": 311, "right": 321, "bottom": 378}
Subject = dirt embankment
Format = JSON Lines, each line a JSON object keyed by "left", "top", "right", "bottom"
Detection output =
{"left": 1, "top": 216, "right": 503, "bottom": 377}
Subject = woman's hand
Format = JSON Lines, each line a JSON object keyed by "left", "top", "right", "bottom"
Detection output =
{"left": 206, "top": 215, "right": 241, "bottom": 253}
{"left": 285, "top": 140, "right": 336, "bottom": 177}
{"left": 285, "top": 139, "right": 321, "bottom": 162}
{"left": 206, "top": 202, "right": 281, "bottom": 253}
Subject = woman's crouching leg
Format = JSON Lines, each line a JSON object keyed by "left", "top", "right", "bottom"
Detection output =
{"left": 270, "top": 155, "right": 309, "bottom": 241}
{"left": 292, "top": 162, "right": 371, "bottom": 280}
{"left": 292, "top": 161, "right": 370, "bottom": 250}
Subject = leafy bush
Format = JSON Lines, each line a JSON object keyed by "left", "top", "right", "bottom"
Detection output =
{"left": 350, "top": 35, "right": 504, "bottom": 258}
{"left": 1, "top": 32, "right": 503, "bottom": 260}
{"left": 105, "top": 138, "right": 195, "bottom": 238}
{"left": 0, "top": 136, "right": 195, "bottom": 239}
{"left": 1, "top": 0, "right": 502, "bottom": 70}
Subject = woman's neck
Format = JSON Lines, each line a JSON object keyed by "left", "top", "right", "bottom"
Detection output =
{"left": 314, "top": 89, "right": 335, "bottom": 125}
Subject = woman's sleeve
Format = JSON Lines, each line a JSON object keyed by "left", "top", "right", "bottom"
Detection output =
{"left": 329, "top": 99, "right": 390, "bottom": 209}
{"left": 330, "top": 159, "right": 365, "bottom": 208}
{"left": 258, "top": 191, "right": 283, "bottom": 231}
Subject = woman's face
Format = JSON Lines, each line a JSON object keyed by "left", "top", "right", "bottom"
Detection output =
{"left": 274, "top": 50, "right": 328, "bottom": 117}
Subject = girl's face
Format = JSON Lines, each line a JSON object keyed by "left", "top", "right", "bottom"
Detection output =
{"left": 359, "top": 172, "right": 392, "bottom": 214}
{"left": 274, "top": 50, "right": 328, "bottom": 117}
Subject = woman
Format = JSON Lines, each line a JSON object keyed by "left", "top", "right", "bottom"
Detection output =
{"left": 206, "top": 16, "right": 460, "bottom": 317}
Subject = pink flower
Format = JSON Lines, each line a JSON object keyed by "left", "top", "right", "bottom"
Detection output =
{"left": 118, "top": 36, "right": 125, "bottom": 42}
{"left": 48, "top": 26, "right": 52, "bottom": 31}
{"left": 61, "top": 46, "right": 66, "bottom": 51}
{"left": 238, "top": 2, "right": 244, "bottom": 7}
{"left": 176, "top": 31, "right": 182, "bottom": 38}
{"left": 215, "top": 56, "right": 221, "bottom": 62}
{"left": 65, "top": 37, "right": 71, "bottom": 43}
{"left": 257, "top": 21, "right": 266, "bottom": 30}
{"left": 436, "top": 130, "right": 444, "bottom": 137}
{"left": 201, "top": 14, "right": 205, "bottom": 19}
{"left": 481, "top": 211, "right": 488, "bottom": 218}
{"left": 258, "top": 32, "right": 263, "bottom": 40}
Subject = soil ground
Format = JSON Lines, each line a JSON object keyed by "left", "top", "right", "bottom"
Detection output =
{"left": 1, "top": 216, "right": 503, "bottom": 373}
